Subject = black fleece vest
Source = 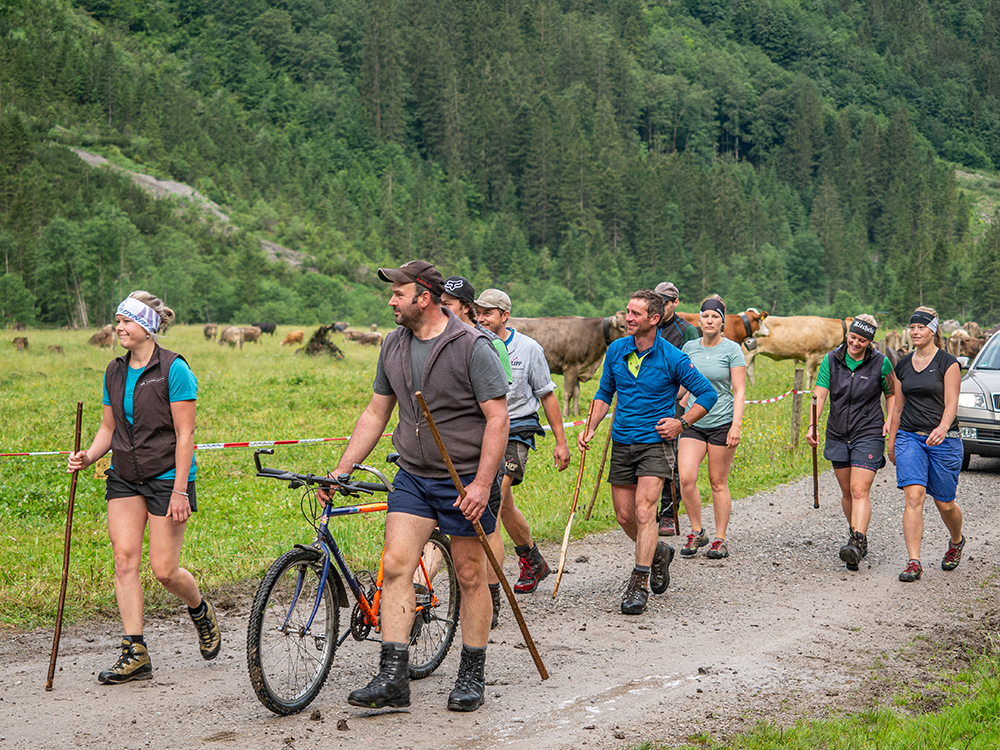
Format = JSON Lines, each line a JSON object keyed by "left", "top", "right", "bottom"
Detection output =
{"left": 824, "top": 345, "right": 888, "bottom": 443}
{"left": 105, "top": 346, "right": 185, "bottom": 483}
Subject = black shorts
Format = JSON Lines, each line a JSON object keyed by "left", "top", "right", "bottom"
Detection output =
{"left": 105, "top": 469, "right": 197, "bottom": 517}
{"left": 607, "top": 442, "right": 675, "bottom": 485}
{"left": 680, "top": 422, "right": 732, "bottom": 447}
{"left": 824, "top": 437, "right": 886, "bottom": 472}
{"left": 503, "top": 441, "right": 531, "bottom": 486}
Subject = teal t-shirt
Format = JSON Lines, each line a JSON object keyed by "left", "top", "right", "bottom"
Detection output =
{"left": 103, "top": 358, "right": 198, "bottom": 481}
{"left": 681, "top": 338, "right": 746, "bottom": 429}
{"left": 816, "top": 351, "right": 893, "bottom": 394}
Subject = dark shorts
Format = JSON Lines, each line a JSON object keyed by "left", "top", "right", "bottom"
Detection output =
{"left": 105, "top": 469, "right": 197, "bottom": 517}
{"left": 680, "top": 422, "right": 732, "bottom": 447}
{"left": 607, "top": 442, "right": 675, "bottom": 485}
{"left": 824, "top": 437, "right": 886, "bottom": 472}
{"left": 388, "top": 467, "right": 499, "bottom": 537}
{"left": 895, "top": 431, "right": 963, "bottom": 503}
{"left": 503, "top": 441, "right": 531, "bottom": 486}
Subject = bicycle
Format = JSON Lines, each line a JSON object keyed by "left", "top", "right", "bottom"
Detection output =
{"left": 245, "top": 449, "right": 460, "bottom": 715}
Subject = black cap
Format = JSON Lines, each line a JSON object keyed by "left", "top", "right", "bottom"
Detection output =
{"left": 443, "top": 276, "right": 476, "bottom": 305}
{"left": 377, "top": 260, "right": 445, "bottom": 297}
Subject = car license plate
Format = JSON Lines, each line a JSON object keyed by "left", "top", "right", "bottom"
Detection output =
{"left": 961, "top": 426, "right": 977, "bottom": 440}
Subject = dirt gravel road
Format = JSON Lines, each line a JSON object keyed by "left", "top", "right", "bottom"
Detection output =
{"left": 3, "top": 459, "right": 999, "bottom": 750}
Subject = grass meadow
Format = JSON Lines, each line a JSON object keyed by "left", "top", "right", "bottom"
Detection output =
{"left": 1, "top": 323, "right": 826, "bottom": 628}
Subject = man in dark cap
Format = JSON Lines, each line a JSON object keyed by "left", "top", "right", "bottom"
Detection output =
{"left": 654, "top": 281, "right": 700, "bottom": 536}
{"left": 441, "top": 276, "right": 512, "bottom": 384}
{"left": 330, "top": 260, "right": 509, "bottom": 712}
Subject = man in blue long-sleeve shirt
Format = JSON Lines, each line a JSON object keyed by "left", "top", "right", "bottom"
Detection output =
{"left": 578, "top": 289, "right": 718, "bottom": 615}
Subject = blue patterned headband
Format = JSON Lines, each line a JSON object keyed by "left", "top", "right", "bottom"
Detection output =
{"left": 116, "top": 297, "right": 161, "bottom": 333}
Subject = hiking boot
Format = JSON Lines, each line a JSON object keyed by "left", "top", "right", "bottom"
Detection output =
{"left": 514, "top": 553, "right": 550, "bottom": 593}
{"left": 680, "top": 529, "right": 709, "bottom": 557}
{"left": 658, "top": 513, "right": 676, "bottom": 536}
{"left": 98, "top": 638, "right": 152, "bottom": 684}
{"left": 942, "top": 536, "right": 966, "bottom": 571}
{"left": 706, "top": 539, "right": 729, "bottom": 559}
{"left": 898, "top": 560, "right": 923, "bottom": 583}
{"left": 649, "top": 542, "right": 674, "bottom": 595}
{"left": 840, "top": 531, "right": 864, "bottom": 572}
{"left": 447, "top": 645, "right": 487, "bottom": 712}
{"left": 489, "top": 585, "right": 501, "bottom": 630}
{"left": 189, "top": 599, "right": 221, "bottom": 660}
{"left": 620, "top": 573, "right": 649, "bottom": 615}
{"left": 348, "top": 644, "right": 410, "bottom": 708}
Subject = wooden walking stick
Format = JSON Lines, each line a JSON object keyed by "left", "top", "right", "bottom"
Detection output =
{"left": 811, "top": 395, "right": 819, "bottom": 509}
{"left": 47, "top": 401, "right": 83, "bottom": 691}
{"left": 552, "top": 399, "right": 597, "bottom": 597}
{"left": 583, "top": 416, "right": 613, "bottom": 521}
{"left": 414, "top": 392, "right": 548, "bottom": 681}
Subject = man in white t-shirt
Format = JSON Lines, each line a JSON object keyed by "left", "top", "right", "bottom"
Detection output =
{"left": 475, "top": 289, "right": 571, "bottom": 627}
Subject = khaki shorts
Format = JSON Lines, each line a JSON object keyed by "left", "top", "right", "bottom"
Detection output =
{"left": 607, "top": 442, "right": 675, "bottom": 485}
{"left": 503, "top": 441, "right": 531, "bottom": 486}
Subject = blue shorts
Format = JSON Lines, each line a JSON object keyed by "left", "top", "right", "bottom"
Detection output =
{"left": 388, "top": 468, "right": 499, "bottom": 537}
{"left": 894, "top": 431, "right": 963, "bottom": 503}
{"left": 824, "top": 437, "right": 886, "bottom": 472}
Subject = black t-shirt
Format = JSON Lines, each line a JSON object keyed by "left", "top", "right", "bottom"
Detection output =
{"left": 894, "top": 349, "right": 960, "bottom": 433}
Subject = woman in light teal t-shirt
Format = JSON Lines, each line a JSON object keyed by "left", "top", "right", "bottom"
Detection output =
{"left": 677, "top": 295, "right": 746, "bottom": 561}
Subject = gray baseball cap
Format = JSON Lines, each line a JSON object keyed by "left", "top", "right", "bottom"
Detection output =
{"left": 654, "top": 281, "right": 679, "bottom": 301}
{"left": 474, "top": 288, "right": 511, "bottom": 313}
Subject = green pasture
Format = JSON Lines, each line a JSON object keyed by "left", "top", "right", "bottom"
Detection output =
{"left": 0, "top": 324, "right": 827, "bottom": 628}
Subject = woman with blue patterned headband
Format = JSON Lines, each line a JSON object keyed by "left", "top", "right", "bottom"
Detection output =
{"left": 887, "top": 305, "right": 966, "bottom": 583}
{"left": 67, "top": 291, "right": 221, "bottom": 683}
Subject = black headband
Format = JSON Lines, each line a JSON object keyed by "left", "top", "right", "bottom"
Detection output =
{"left": 849, "top": 319, "right": 876, "bottom": 342}
{"left": 909, "top": 310, "right": 938, "bottom": 332}
{"left": 700, "top": 299, "right": 726, "bottom": 316}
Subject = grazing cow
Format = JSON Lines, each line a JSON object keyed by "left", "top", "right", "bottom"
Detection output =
{"left": 676, "top": 308, "right": 770, "bottom": 346}
{"left": 370, "top": 323, "right": 379, "bottom": 332}
{"left": 333, "top": 321, "right": 350, "bottom": 332}
{"left": 281, "top": 330, "right": 304, "bottom": 346}
{"left": 884, "top": 329, "right": 904, "bottom": 352}
{"left": 506, "top": 311, "right": 628, "bottom": 416}
{"left": 219, "top": 326, "right": 244, "bottom": 349}
{"left": 204, "top": 323, "right": 218, "bottom": 340}
{"left": 12, "top": 336, "right": 28, "bottom": 351}
{"left": 743, "top": 316, "right": 854, "bottom": 386}
{"left": 48, "top": 345, "right": 65, "bottom": 354}
{"left": 357, "top": 331, "right": 383, "bottom": 347}
{"left": 88, "top": 327, "right": 114, "bottom": 348}
{"left": 342, "top": 329, "right": 366, "bottom": 342}
{"left": 241, "top": 326, "right": 263, "bottom": 344}
{"left": 252, "top": 321, "right": 277, "bottom": 335}
{"left": 965, "top": 321, "right": 982, "bottom": 339}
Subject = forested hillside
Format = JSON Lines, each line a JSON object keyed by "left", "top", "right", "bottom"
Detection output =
{"left": 2, "top": 0, "right": 1000, "bottom": 328}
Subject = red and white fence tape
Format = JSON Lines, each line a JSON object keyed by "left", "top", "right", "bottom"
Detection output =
{"left": 744, "top": 389, "right": 811, "bottom": 405}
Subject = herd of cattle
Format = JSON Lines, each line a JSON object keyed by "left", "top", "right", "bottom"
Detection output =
{"left": 11, "top": 311, "right": 998, "bottom": 414}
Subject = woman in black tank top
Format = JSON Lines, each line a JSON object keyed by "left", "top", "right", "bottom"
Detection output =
{"left": 887, "top": 307, "right": 965, "bottom": 583}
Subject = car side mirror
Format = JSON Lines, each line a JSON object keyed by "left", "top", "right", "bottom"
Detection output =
{"left": 957, "top": 356, "right": 970, "bottom": 369}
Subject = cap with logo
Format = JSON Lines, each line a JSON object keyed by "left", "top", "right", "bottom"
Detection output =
{"left": 474, "top": 289, "right": 511, "bottom": 313}
{"left": 377, "top": 260, "right": 446, "bottom": 297}
{"left": 443, "top": 276, "right": 476, "bottom": 306}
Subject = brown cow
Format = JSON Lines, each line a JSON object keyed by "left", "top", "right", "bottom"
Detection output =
{"left": 884, "top": 329, "right": 904, "bottom": 352}
{"left": 333, "top": 321, "right": 350, "bottom": 332}
{"left": 281, "top": 330, "right": 304, "bottom": 346}
{"left": 677, "top": 308, "right": 770, "bottom": 345}
{"left": 357, "top": 332, "right": 384, "bottom": 347}
{"left": 743, "top": 316, "right": 854, "bottom": 386}
{"left": 241, "top": 326, "right": 263, "bottom": 344}
{"left": 342, "top": 329, "right": 366, "bottom": 342}
{"left": 219, "top": 326, "right": 244, "bottom": 348}
{"left": 960, "top": 337, "right": 986, "bottom": 360}
{"left": 48, "top": 345, "right": 65, "bottom": 354}
{"left": 965, "top": 321, "right": 982, "bottom": 339}
{"left": 946, "top": 329, "right": 969, "bottom": 357}
{"left": 88, "top": 327, "right": 115, "bottom": 348}
{"left": 204, "top": 323, "right": 218, "bottom": 340}
{"left": 506, "top": 311, "right": 628, "bottom": 416}
{"left": 12, "top": 336, "right": 28, "bottom": 351}
{"left": 370, "top": 323, "right": 379, "bottom": 332}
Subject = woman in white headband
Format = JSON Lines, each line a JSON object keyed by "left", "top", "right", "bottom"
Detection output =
{"left": 808, "top": 314, "right": 895, "bottom": 571}
{"left": 67, "top": 291, "right": 221, "bottom": 683}
{"left": 887, "top": 305, "right": 965, "bottom": 583}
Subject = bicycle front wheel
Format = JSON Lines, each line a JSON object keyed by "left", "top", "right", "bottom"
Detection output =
{"left": 409, "top": 529, "right": 460, "bottom": 679}
{"left": 247, "top": 547, "right": 339, "bottom": 715}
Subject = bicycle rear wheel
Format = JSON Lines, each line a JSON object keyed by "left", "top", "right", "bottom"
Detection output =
{"left": 408, "top": 529, "right": 459, "bottom": 679}
{"left": 247, "top": 547, "right": 339, "bottom": 714}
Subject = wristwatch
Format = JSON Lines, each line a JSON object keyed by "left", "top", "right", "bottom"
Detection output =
{"left": 680, "top": 418, "right": 690, "bottom": 430}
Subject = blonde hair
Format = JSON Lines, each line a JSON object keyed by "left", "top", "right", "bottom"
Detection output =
{"left": 913, "top": 305, "right": 943, "bottom": 349}
{"left": 700, "top": 294, "right": 726, "bottom": 329}
{"left": 129, "top": 290, "right": 176, "bottom": 334}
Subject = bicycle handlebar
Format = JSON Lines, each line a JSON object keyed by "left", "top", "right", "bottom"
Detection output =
{"left": 253, "top": 449, "right": 394, "bottom": 496}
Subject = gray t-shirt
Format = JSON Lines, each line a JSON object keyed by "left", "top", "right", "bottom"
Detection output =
{"left": 681, "top": 337, "right": 746, "bottom": 429}
{"left": 374, "top": 333, "right": 508, "bottom": 402}
{"left": 504, "top": 327, "right": 556, "bottom": 420}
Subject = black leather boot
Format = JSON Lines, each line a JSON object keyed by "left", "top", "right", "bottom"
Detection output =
{"left": 348, "top": 643, "right": 410, "bottom": 708}
{"left": 839, "top": 529, "right": 862, "bottom": 571}
{"left": 447, "top": 645, "right": 486, "bottom": 712}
